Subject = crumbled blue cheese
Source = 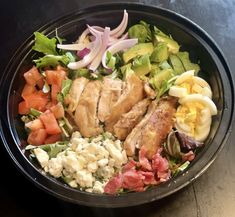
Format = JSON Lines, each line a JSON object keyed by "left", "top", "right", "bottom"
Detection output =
{"left": 34, "top": 131, "right": 128, "bottom": 194}
{"left": 34, "top": 148, "right": 49, "bottom": 168}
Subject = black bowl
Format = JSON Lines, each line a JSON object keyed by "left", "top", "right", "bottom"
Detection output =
{"left": 0, "top": 3, "right": 234, "bottom": 207}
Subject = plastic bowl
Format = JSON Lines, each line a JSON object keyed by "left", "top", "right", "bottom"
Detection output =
{"left": 0, "top": 3, "right": 234, "bottom": 207}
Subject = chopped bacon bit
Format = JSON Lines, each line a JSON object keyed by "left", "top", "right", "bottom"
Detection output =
{"left": 122, "top": 159, "right": 137, "bottom": 172}
{"left": 104, "top": 174, "right": 123, "bottom": 195}
{"left": 152, "top": 153, "right": 169, "bottom": 172}
{"left": 140, "top": 171, "right": 157, "bottom": 185}
{"left": 182, "top": 151, "right": 195, "bottom": 162}
{"left": 139, "top": 147, "right": 152, "bottom": 171}
{"left": 122, "top": 170, "right": 144, "bottom": 191}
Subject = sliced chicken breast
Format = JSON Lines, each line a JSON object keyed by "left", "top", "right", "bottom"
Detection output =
{"left": 105, "top": 74, "right": 144, "bottom": 133}
{"left": 140, "top": 97, "right": 177, "bottom": 159}
{"left": 98, "top": 78, "right": 123, "bottom": 122}
{"left": 124, "top": 101, "right": 158, "bottom": 156}
{"left": 114, "top": 98, "right": 151, "bottom": 140}
{"left": 124, "top": 97, "right": 177, "bottom": 159}
{"left": 74, "top": 80, "right": 103, "bottom": 137}
{"left": 64, "top": 77, "right": 89, "bottom": 114}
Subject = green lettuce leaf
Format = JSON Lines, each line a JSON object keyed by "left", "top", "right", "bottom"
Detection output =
{"left": 32, "top": 32, "right": 58, "bottom": 55}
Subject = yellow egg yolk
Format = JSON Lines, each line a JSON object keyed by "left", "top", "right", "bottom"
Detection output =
{"left": 175, "top": 102, "right": 205, "bottom": 136}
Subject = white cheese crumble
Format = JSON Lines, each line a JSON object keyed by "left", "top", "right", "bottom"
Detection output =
{"left": 33, "top": 131, "right": 127, "bottom": 194}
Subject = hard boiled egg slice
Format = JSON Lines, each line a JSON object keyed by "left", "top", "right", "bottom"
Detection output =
{"left": 179, "top": 94, "right": 217, "bottom": 115}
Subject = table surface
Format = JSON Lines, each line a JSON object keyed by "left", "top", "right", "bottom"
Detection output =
{"left": 0, "top": 0, "right": 235, "bottom": 217}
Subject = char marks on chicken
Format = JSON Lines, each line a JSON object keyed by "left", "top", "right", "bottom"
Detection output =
{"left": 124, "top": 97, "right": 177, "bottom": 159}
{"left": 114, "top": 98, "right": 151, "bottom": 140}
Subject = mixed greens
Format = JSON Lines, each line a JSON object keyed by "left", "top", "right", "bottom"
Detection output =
{"left": 17, "top": 10, "right": 217, "bottom": 194}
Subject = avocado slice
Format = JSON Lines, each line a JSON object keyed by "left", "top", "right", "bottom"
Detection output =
{"left": 150, "top": 42, "right": 169, "bottom": 63}
{"left": 169, "top": 54, "right": 185, "bottom": 75}
{"left": 132, "top": 54, "right": 152, "bottom": 77}
{"left": 149, "top": 68, "right": 174, "bottom": 90}
{"left": 177, "top": 52, "right": 200, "bottom": 74}
{"left": 120, "top": 63, "right": 134, "bottom": 79}
{"left": 155, "top": 35, "right": 180, "bottom": 54}
{"left": 150, "top": 64, "right": 161, "bottom": 77}
{"left": 123, "top": 43, "right": 154, "bottom": 63}
{"left": 128, "top": 24, "right": 148, "bottom": 43}
{"left": 159, "top": 60, "right": 173, "bottom": 70}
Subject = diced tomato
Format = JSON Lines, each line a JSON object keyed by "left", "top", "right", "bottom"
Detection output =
{"left": 44, "top": 134, "right": 62, "bottom": 144}
{"left": 50, "top": 102, "right": 64, "bottom": 119}
{"left": 18, "top": 101, "right": 30, "bottom": 115}
{"left": 39, "top": 110, "right": 61, "bottom": 135}
{"left": 27, "top": 128, "right": 47, "bottom": 145}
{"left": 24, "top": 66, "right": 43, "bottom": 86}
{"left": 36, "top": 78, "right": 44, "bottom": 90}
{"left": 51, "top": 84, "right": 60, "bottom": 102}
{"left": 25, "top": 119, "right": 44, "bottom": 131}
{"left": 45, "top": 68, "right": 66, "bottom": 87}
{"left": 21, "top": 84, "right": 36, "bottom": 100}
{"left": 24, "top": 91, "right": 49, "bottom": 112}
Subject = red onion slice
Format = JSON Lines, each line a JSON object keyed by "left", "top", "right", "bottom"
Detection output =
{"left": 78, "top": 26, "right": 104, "bottom": 44}
{"left": 68, "top": 26, "right": 102, "bottom": 70}
{"left": 108, "top": 32, "right": 128, "bottom": 46}
{"left": 57, "top": 42, "right": 92, "bottom": 51}
{"left": 110, "top": 10, "right": 128, "bottom": 38}
{"left": 89, "top": 27, "right": 110, "bottom": 71}
{"left": 102, "top": 38, "right": 138, "bottom": 69}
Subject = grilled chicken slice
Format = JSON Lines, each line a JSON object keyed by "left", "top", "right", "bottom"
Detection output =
{"left": 64, "top": 77, "right": 89, "bottom": 114}
{"left": 124, "top": 101, "right": 158, "bottom": 156}
{"left": 124, "top": 97, "right": 177, "bottom": 159}
{"left": 114, "top": 98, "right": 151, "bottom": 140}
{"left": 74, "top": 80, "right": 103, "bottom": 137}
{"left": 140, "top": 97, "right": 177, "bottom": 159}
{"left": 98, "top": 78, "right": 123, "bottom": 122}
{"left": 105, "top": 74, "right": 144, "bottom": 133}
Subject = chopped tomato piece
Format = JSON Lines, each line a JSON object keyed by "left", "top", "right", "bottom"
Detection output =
{"left": 50, "top": 102, "right": 64, "bottom": 119}
{"left": 45, "top": 68, "right": 66, "bottom": 87}
{"left": 51, "top": 84, "right": 60, "bottom": 102}
{"left": 44, "top": 134, "right": 62, "bottom": 144}
{"left": 21, "top": 84, "right": 36, "bottom": 100}
{"left": 25, "top": 119, "right": 44, "bottom": 131}
{"left": 27, "top": 128, "right": 47, "bottom": 145}
{"left": 39, "top": 110, "right": 61, "bottom": 135}
{"left": 24, "top": 66, "right": 43, "bottom": 86}
{"left": 24, "top": 91, "right": 49, "bottom": 112}
{"left": 18, "top": 101, "right": 30, "bottom": 115}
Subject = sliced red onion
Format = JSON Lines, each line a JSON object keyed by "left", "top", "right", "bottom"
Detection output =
{"left": 102, "top": 38, "right": 138, "bottom": 68}
{"left": 77, "top": 47, "right": 91, "bottom": 59}
{"left": 110, "top": 10, "right": 128, "bottom": 38}
{"left": 68, "top": 26, "right": 102, "bottom": 70}
{"left": 108, "top": 32, "right": 128, "bottom": 46}
{"left": 78, "top": 26, "right": 104, "bottom": 44}
{"left": 89, "top": 27, "right": 110, "bottom": 71}
{"left": 57, "top": 43, "right": 90, "bottom": 51}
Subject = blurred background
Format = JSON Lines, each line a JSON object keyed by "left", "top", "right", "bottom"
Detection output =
{"left": 0, "top": 0, "right": 235, "bottom": 217}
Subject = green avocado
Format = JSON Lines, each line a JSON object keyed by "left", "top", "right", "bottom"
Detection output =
{"left": 149, "top": 68, "right": 174, "bottom": 90}
{"left": 150, "top": 42, "right": 169, "bottom": 63}
{"left": 155, "top": 35, "right": 180, "bottom": 54}
{"left": 123, "top": 43, "right": 154, "bottom": 63}
{"left": 150, "top": 64, "right": 161, "bottom": 77}
{"left": 177, "top": 52, "right": 200, "bottom": 74}
{"left": 128, "top": 24, "right": 148, "bottom": 43}
{"left": 169, "top": 54, "right": 185, "bottom": 75}
{"left": 132, "top": 54, "right": 152, "bottom": 77}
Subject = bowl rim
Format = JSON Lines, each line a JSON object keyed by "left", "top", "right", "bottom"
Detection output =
{"left": 0, "top": 2, "right": 234, "bottom": 207}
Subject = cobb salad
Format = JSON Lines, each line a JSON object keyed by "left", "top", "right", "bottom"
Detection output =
{"left": 18, "top": 10, "right": 217, "bottom": 194}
